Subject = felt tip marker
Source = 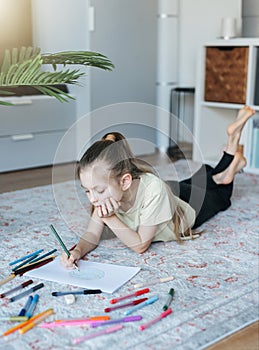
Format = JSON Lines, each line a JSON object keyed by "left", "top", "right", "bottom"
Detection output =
{"left": 91, "top": 315, "right": 142, "bottom": 328}
{"left": 0, "top": 280, "right": 33, "bottom": 298}
{"left": 124, "top": 296, "right": 159, "bottom": 316}
{"left": 9, "top": 283, "right": 44, "bottom": 303}
{"left": 139, "top": 308, "right": 172, "bottom": 331}
{"left": 0, "top": 316, "right": 29, "bottom": 322}
{"left": 104, "top": 297, "right": 148, "bottom": 312}
{"left": 52, "top": 289, "right": 102, "bottom": 297}
{"left": 2, "top": 308, "right": 53, "bottom": 337}
{"left": 73, "top": 324, "right": 123, "bottom": 344}
{"left": 18, "top": 295, "right": 33, "bottom": 316}
{"left": 162, "top": 288, "right": 175, "bottom": 311}
{"left": 110, "top": 288, "right": 150, "bottom": 304}
{"left": 19, "top": 308, "right": 54, "bottom": 334}
{"left": 25, "top": 294, "right": 39, "bottom": 318}
{"left": 39, "top": 316, "right": 110, "bottom": 328}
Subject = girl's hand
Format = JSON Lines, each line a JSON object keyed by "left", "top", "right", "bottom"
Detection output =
{"left": 97, "top": 197, "right": 120, "bottom": 218}
{"left": 60, "top": 249, "right": 81, "bottom": 270}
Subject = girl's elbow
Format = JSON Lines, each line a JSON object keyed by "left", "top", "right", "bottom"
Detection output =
{"left": 131, "top": 244, "right": 150, "bottom": 254}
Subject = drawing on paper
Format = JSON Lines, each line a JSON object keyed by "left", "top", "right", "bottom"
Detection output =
{"left": 70, "top": 268, "right": 105, "bottom": 280}
{"left": 25, "top": 259, "right": 140, "bottom": 293}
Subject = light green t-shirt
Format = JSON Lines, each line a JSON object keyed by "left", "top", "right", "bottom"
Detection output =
{"left": 115, "top": 173, "right": 196, "bottom": 242}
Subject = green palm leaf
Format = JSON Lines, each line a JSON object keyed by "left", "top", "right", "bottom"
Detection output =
{"left": 42, "top": 51, "right": 114, "bottom": 71}
{"left": 0, "top": 47, "right": 114, "bottom": 105}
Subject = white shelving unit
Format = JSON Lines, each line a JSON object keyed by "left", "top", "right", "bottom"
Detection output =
{"left": 193, "top": 38, "right": 259, "bottom": 174}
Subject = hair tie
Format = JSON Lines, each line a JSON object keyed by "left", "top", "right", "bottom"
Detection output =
{"left": 104, "top": 134, "right": 116, "bottom": 142}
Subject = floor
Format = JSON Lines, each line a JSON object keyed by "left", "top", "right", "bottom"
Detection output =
{"left": 1, "top": 155, "right": 258, "bottom": 350}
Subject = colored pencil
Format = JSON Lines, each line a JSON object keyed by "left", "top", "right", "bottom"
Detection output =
{"left": 12, "top": 255, "right": 41, "bottom": 272}
{"left": 0, "top": 274, "right": 15, "bottom": 287}
{"left": 29, "top": 249, "right": 57, "bottom": 264}
{"left": 9, "top": 249, "right": 44, "bottom": 266}
{"left": 14, "top": 257, "right": 55, "bottom": 276}
{"left": 49, "top": 224, "right": 79, "bottom": 270}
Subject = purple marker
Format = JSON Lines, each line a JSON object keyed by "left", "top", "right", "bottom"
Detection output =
{"left": 91, "top": 315, "right": 142, "bottom": 328}
{"left": 73, "top": 324, "right": 123, "bottom": 344}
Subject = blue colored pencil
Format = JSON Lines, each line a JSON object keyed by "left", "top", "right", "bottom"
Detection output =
{"left": 12, "top": 254, "right": 42, "bottom": 272}
{"left": 9, "top": 249, "right": 44, "bottom": 266}
{"left": 29, "top": 249, "right": 57, "bottom": 264}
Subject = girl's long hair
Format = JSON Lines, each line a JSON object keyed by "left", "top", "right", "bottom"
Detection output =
{"left": 77, "top": 132, "right": 194, "bottom": 241}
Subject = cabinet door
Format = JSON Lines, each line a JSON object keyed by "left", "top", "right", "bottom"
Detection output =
{"left": 204, "top": 46, "right": 249, "bottom": 104}
{"left": 0, "top": 131, "right": 76, "bottom": 172}
{"left": 0, "top": 96, "right": 76, "bottom": 136}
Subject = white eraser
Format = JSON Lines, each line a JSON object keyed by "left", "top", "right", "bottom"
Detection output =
{"left": 64, "top": 294, "right": 76, "bottom": 305}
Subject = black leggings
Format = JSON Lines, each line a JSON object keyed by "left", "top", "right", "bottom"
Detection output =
{"left": 166, "top": 152, "right": 234, "bottom": 229}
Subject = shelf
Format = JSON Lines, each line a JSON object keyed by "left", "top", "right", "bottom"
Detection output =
{"left": 193, "top": 39, "right": 259, "bottom": 174}
{"left": 201, "top": 102, "right": 244, "bottom": 109}
{"left": 204, "top": 38, "right": 259, "bottom": 47}
{"left": 200, "top": 102, "right": 259, "bottom": 111}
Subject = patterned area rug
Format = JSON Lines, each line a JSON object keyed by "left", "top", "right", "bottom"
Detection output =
{"left": 0, "top": 160, "right": 258, "bottom": 350}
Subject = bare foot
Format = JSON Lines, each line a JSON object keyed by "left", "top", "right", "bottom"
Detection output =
{"left": 227, "top": 106, "right": 255, "bottom": 136}
{"left": 225, "top": 106, "right": 255, "bottom": 155}
{"left": 213, "top": 152, "right": 247, "bottom": 185}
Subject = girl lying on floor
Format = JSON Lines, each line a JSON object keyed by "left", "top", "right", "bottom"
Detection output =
{"left": 61, "top": 106, "right": 255, "bottom": 268}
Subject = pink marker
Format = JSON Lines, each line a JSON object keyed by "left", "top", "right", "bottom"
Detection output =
{"left": 139, "top": 308, "right": 172, "bottom": 331}
{"left": 110, "top": 288, "right": 150, "bottom": 304}
{"left": 39, "top": 316, "right": 110, "bottom": 328}
{"left": 73, "top": 324, "right": 123, "bottom": 344}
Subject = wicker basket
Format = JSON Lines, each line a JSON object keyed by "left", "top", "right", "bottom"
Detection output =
{"left": 204, "top": 46, "right": 249, "bottom": 104}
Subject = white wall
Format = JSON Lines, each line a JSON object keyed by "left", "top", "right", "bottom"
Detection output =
{"left": 242, "top": 0, "right": 259, "bottom": 36}
{"left": 89, "top": 0, "right": 158, "bottom": 155}
{"left": 31, "top": 0, "right": 90, "bottom": 121}
{"left": 31, "top": 0, "right": 243, "bottom": 155}
{"left": 178, "top": 0, "right": 242, "bottom": 86}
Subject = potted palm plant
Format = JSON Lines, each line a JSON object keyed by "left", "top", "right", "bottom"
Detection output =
{"left": 0, "top": 47, "right": 114, "bottom": 105}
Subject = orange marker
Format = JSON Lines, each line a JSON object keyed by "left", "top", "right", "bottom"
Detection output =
{"left": 2, "top": 308, "right": 53, "bottom": 337}
{"left": 19, "top": 309, "right": 54, "bottom": 334}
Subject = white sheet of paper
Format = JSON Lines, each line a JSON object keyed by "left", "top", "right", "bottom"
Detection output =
{"left": 25, "top": 258, "right": 140, "bottom": 293}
